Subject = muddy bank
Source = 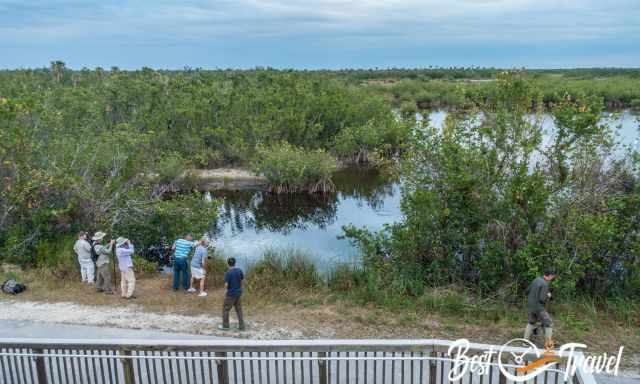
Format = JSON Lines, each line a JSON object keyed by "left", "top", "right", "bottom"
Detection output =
{"left": 192, "top": 168, "right": 268, "bottom": 190}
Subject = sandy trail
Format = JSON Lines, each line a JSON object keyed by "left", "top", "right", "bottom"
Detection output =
{"left": 0, "top": 299, "right": 303, "bottom": 339}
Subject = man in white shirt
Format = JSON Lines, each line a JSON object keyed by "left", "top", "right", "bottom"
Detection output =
{"left": 73, "top": 231, "right": 94, "bottom": 284}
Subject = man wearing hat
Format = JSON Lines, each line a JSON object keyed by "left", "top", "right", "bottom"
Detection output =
{"left": 92, "top": 232, "right": 115, "bottom": 294}
{"left": 73, "top": 231, "right": 94, "bottom": 284}
{"left": 115, "top": 237, "right": 136, "bottom": 299}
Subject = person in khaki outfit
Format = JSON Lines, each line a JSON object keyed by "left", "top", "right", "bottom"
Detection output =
{"left": 218, "top": 258, "right": 245, "bottom": 331}
{"left": 92, "top": 231, "right": 115, "bottom": 294}
{"left": 115, "top": 237, "right": 136, "bottom": 299}
{"left": 524, "top": 269, "right": 556, "bottom": 348}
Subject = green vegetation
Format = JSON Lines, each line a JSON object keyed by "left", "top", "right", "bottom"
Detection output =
{"left": 343, "top": 72, "right": 640, "bottom": 302}
{"left": 133, "top": 255, "right": 158, "bottom": 275}
{"left": 252, "top": 142, "right": 337, "bottom": 193}
{"left": 246, "top": 248, "right": 322, "bottom": 291}
{"left": 2, "top": 64, "right": 639, "bottom": 313}
{"left": 356, "top": 69, "right": 640, "bottom": 110}
{"left": 227, "top": 248, "right": 639, "bottom": 337}
{"left": 0, "top": 63, "right": 410, "bottom": 266}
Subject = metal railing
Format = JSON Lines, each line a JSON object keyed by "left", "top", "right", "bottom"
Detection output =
{"left": 0, "top": 338, "right": 597, "bottom": 384}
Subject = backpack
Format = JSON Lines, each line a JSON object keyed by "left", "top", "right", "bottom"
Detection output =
{"left": 90, "top": 241, "right": 99, "bottom": 263}
{"left": 1, "top": 279, "right": 26, "bottom": 295}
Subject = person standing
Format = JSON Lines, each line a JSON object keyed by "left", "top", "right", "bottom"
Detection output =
{"left": 188, "top": 238, "right": 209, "bottom": 297}
{"left": 92, "top": 231, "right": 115, "bottom": 294}
{"left": 116, "top": 237, "right": 136, "bottom": 299}
{"left": 524, "top": 269, "right": 556, "bottom": 348}
{"left": 73, "top": 231, "right": 95, "bottom": 284}
{"left": 171, "top": 234, "right": 196, "bottom": 291}
{"left": 219, "top": 257, "right": 245, "bottom": 331}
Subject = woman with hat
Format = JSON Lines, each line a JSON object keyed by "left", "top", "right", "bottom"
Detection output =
{"left": 115, "top": 237, "right": 136, "bottom": 299}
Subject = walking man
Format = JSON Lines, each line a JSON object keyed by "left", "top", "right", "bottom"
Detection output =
{"left": 219, "top": 257, "right": 245, "bottom": 331}
{"left": 92, "top": 232, "right": 115, "bottom": 294}
{"left": 524, "top": 269, "right": 556, "bottom": 348}
{"left": 171, "top": 234, "right": 196, "bottom": 291}
{"left": 73, "top": 231, "right": 95, "bottom": 284}
{"left": 116, "top": 237, "right": 136, "bottom": 299}
{"left": 188, "top": 237, "right": 209, "bottom": 297}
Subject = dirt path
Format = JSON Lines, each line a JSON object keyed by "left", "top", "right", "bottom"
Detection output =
{"left": 0, "top": 299, "right": 302, "bottom": 339}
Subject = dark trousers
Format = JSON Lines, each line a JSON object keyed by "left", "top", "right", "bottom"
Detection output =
{"left": 172, "top": 258, "right": 190, "bottom": 291}
{"left": 222, "top": 295, "right": 245, "bottom": 329}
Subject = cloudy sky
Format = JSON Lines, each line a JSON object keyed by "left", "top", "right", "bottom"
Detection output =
{"left": 1, "top": 0, "right": 638, "bottom": 69}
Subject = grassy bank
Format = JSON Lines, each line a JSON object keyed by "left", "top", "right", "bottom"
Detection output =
{"left": 4, "top": 249, "right": 636, "bottom": 360}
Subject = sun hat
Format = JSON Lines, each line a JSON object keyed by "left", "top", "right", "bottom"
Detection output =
{"left": 115, "top": 237, "right": 128, "bottom": 247}
{"left": 92, "top": 231, "right": 107, "bottom": 241}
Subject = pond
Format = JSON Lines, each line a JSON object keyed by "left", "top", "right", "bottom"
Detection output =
{"left": 209, "top": 167, "right": 402, "bottom": 271}
{"left": 208, "top": 110, "right": 639, "bottom": 270}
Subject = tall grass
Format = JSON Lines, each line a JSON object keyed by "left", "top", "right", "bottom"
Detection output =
{"left": 245, "top": 248, "right": 322, "bottom": 292}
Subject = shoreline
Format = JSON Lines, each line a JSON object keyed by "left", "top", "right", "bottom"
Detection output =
{"left": 191, "top": 168, "right": 268, "bottom": 190}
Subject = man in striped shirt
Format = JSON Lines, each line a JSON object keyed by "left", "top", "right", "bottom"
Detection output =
{"left": 171, "top": 234, "right": 197, "bottom": 291}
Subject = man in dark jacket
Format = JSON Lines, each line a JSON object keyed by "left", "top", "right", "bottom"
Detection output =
{"left": 524, "top": 269, "right": 556, "bottom": 348}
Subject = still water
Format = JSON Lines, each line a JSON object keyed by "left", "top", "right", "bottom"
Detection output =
{"left": 209, "top": 110, "right": 639, "bottom": 270}
{"left": 210, "top": 168, "right": 402, "bottom": 271}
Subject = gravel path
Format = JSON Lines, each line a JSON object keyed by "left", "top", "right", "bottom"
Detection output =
{"left": 0, "top": 299, "right": 303, "bottom": 339}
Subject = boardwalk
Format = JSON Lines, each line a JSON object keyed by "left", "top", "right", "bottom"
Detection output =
{"left": 0, "top": 333, "right": 597, "bottom": 384}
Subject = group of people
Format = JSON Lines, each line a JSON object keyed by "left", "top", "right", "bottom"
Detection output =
{"left": 73, "top": 231, "right": 135, "bottom": 298}
{"left": 74, "top": 230, "right": 556, "bottom": 338}
{"left": 73, "top": 231, "right": 246, "bottom": 330}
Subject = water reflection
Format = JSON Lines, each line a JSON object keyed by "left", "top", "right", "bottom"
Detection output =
{"left": 212, "top": 190, "right": 339, "bottom": 235}
{"left": 209, "top": 167, "right": 402, "bottom": 270}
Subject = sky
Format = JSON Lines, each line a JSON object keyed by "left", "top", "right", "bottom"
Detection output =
{"left": 0, "top": 0, "right": 639, "bottom": 69}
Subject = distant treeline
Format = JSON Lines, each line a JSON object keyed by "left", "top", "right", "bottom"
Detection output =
{"left": 332, "top": 67, "right": 640, "bottom": 81}
{"left": 360, "top": 73, "right": 640, "bottom": 111}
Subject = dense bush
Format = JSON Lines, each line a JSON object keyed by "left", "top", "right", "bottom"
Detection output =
{"left": 252, "top": 142, "right": 338, "bottom": 193}
{"left": 0, "top": 84, "right": 217, "bottom": 266}
{"left": 344, "top": 72, "right": 640, "bottom": 299}
{"left": 0, "top": 66, "right": 404, "bottom": 168}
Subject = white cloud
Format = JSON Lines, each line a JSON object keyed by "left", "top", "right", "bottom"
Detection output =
{"left": 0, "top": 0, "right": 638, "bottom": 46}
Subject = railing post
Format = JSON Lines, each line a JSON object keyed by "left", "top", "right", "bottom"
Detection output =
{"left": 498, "top": 366, "right": 506, "bottom": 384}
{"left": 215, "top": 352, "right": 229, "bottom": 384}
{"left": 121, "top": 350, "right": 135, "bottom": 384}
{"left": 33, "top": 348, "right": 48, "bottom": 384}
{"left": 429, "top": 351, "right": 437, "bottom": 384}
{"left": 318, "top": 352, "right": 328, "bottom": 384}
